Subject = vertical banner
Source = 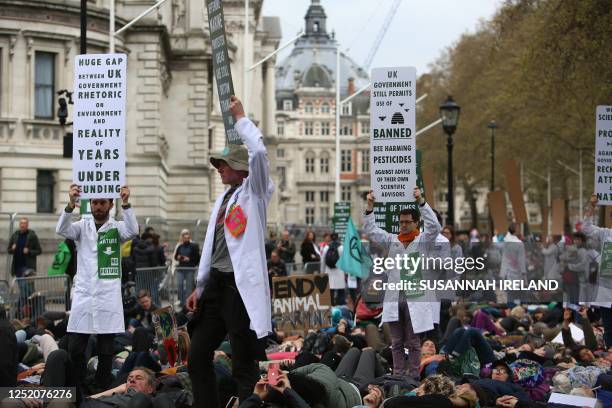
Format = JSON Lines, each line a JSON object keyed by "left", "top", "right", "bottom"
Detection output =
{"left": 206, "top": 0, "right": 240, "bottom": 144}
{"left": 73, "top": 54, "right": 126, "bottom": 198}
{"left": 488, "top": 191, "right": 509, "bottom": 233}
{"left": 503, "top": 159, "right": 528, "bottom": 223}
{"left": 551, "top": 198, "right": 566, "bottom": 236}
{"left": 333, "top": 202, "right": 351, "bottom": 240}
{"left": 595, "top": 106, "right": 612, "bottom": 204}
{"left": 370, "top": 67, "right": 416, "bottom": 202}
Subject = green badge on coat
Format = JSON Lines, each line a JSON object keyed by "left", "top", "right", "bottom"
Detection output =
{"left": 98, "top": 228, "right": 121, "bottom": 279}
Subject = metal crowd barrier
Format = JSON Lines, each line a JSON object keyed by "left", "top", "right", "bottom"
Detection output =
{"left": 8, "top": 275, "right": 70, "bottom": 320}
{"left": 0, "top": 279, "right": 9, "bottom": 307}
{"left": 134, "top": 266, "right": 169, "bottom": 306}
{"left": 303, "top": 262, "right": 321, "bottom": 274}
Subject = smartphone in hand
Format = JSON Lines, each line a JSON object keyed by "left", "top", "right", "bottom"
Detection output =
{"left": 267, "top": 363, "right": 281, "bottom": 386}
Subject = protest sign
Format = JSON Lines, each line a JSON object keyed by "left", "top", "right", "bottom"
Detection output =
{"left": 503, "top": 159, "right": 527, "bottom": 223}
{"left": 206, "top": 0, "right": 240, "bottom": 144}
{"left": 271, "top": 274, "right": 331, "bottom": 335}
{"left": 373, "top": 150, "right": 424, "bottom": 233}
{"left": 333, "top": 202, "right": 351, "bottom": 240}
{"left": 370, "top": 67, "right": 416, "bottom": 202}
{"left": 73, "top": 54, "right": 126, "bottom": 199}
{"left": 551, "top": 198, "right": 566, "bottom": 236}
{"left": 488, "top": 191, "right": 508, "bottom": 233}
{"left": 595, "top": 105, "right": 612, "bottom": 204}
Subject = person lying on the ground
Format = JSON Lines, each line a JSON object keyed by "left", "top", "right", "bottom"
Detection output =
{"left": 385, "top": 375, "right": 478, "bottom": 408}
{"left": 239, "top": 373, "right": 311, "bottom": 408}
{"left": 81, "top": 367, "right": 185, "bottom": 407}
{"left": 561, "top": 307, "right": 599, "bottom": 361}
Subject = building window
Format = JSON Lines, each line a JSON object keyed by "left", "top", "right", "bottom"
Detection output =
{"left": 277, "top": 121, "right": 285, "bottom": 136}
{"left": 320, "top": 155, "right": 329, "bottom": 173}
{"left": 340, "top": 124, "right": 353, "bottom": 136}
{"left": 320, "top": 191, "right": 329, "bottom": 202}
{"left": 361, "top": 149, "right": 370, "bottom": 173}
{"left": 341, "top": 149, "right": 352, "bottom": 172}
{"left": 319, "top": 206, "right": 329, "bottom": 224}
{"left": 276, "top": 148, "right": 285, "bottom": 158}
{"left": 304, "top": 121, "right": 313, "bottom": 136}
{"left": 321, "top": 122, "right": 330, "bottom": 136}
{"left": 305, "top": 207, "right": 315, "bottom": 224}
{"left": 305, "top": 155, "right": 315, "bottom": 173}
{"left": 283, "top": 99, "right": 293, "bottom": 111}
{"left": 304, "top": 102, "right": 313, "bottom": 114}
{"left": 36, "top": 170, "right": 54, "bottom": 213}
{"left": 305, "top": 191, "right": 315, "bottom": 202}
{"left": 35, "top": 52, "right": 55, "bottom": 119}
{"left": 277, "top": 166, "right": 286, "bottom": 190}
{"left": 341, "top": 186, "right": 351, "bottom": 202}
{"left": 321, "top": 102, "right": 330, "bottom": 114}
{"left": 341, "top": 102, "right": 352, "bottom": 116}
{"left": 361, "top": 122, "right": 369, "bottom": 135}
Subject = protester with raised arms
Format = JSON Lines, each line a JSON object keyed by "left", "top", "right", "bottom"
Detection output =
{"left": 186, "top": 95, "right": 274, "bottom": 407}
{"left": 362, "top": 186, "right": 440, "bottom": 380}
{"left": 56, "top": 184, "right": 139, "bottom": 400}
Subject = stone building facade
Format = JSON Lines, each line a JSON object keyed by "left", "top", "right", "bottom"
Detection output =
{"left": 0, "top": 0, "right": 280, "bottom": 278}
{"left": 273, "top": 0, "right": 371, "bottom": 228}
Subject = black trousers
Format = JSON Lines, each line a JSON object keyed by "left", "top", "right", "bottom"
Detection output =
{"left": 188, "top": 269, "right": 265, "bottom": 408}
{"left": 68, "top": 332, "right": 115, "bottom": 400}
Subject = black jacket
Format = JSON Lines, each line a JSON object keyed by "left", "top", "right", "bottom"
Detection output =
{"left": 300, "top": 242, "right": 320, "bottom": 263}
{"left": 174, "top": 242, "right": 200, "bottom": 268}
{"left": 131, "top": 239, "right": 156, "bottom": 269}
{"left": 8, "top": 229, "right": 42, "bottom": 276}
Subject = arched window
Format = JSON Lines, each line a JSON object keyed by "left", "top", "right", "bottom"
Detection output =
{"left": 305, "top": 102, "right": 314, "bottom": 114}
{"left": 321, "top": 102, "right": 330, "bottom": 114}
{"left": 305, "top": 152, "right": 315, "bottom": 173}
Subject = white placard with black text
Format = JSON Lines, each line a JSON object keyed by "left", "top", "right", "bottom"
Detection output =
{"left": 73, "top": 54, "right": 127, "bottom": 199}
{"left": 595, "top": 105, "right": 612, "bottom": 204}
{"left": 369, "top": 67, "right": 416, "bottom": 202}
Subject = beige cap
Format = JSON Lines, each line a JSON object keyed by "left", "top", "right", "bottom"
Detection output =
{"left": 210, "top": 144, "right": 249, "bottom": 172}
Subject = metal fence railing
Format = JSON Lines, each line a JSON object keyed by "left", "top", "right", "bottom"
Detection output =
{"left": 134, "top": 266, "right": 168, "bottom": 306}
{"left": 8, "top": 275, "right": 70, "bottom": 320}
{"left": 0, "top": 279, "right": 9, "bottom": 307}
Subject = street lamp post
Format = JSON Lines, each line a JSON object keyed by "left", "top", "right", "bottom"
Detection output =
{"left": 439, "top": 96, "right": 460, "bottom": 227}
{"left": 488, "top": 120, "right": 497, "bottom": 192}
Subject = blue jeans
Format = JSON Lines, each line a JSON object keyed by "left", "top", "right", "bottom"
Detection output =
{"left": 443, "top": 327, "right": 495, "bottom": 365}
{"left": 176, "top": 268, "right": 194, "bottom": 306}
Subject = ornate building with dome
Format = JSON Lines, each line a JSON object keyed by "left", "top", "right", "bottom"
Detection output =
{"left": 273, "top": 0, "right": 371, "bottom": 227}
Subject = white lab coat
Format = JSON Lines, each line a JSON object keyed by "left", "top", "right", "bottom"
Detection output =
{"left": 541, "top": 243, "right": 560, "bottom": 281}
{"left": 56, "top": 207, "right": 139, "bottom": 334}
{"left": 499, "top": 233, "right": 527, "bottom": 280}
{"left": 362, "top": 203, "right": 440, "bottom": 333}
{"left": 320, "top": 244, "right": 346, "bottom": 289}
{"left": 195, "top": 117, "right": 274, "bottom": 339}
{"left": 582, "top": 215, "right": 612, "bottom": 307}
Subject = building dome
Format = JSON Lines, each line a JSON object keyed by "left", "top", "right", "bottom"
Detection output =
{"left": 275, "top": 0, "right": 369, "bottom": 97}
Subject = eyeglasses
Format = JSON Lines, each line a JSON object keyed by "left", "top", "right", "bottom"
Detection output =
{"left": 492, "top": 368, "right": 508, "bottom": 374}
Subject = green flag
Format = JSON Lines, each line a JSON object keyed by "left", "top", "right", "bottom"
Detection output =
{"left": 337, "top": 217, "right": 372, "bottom": 279}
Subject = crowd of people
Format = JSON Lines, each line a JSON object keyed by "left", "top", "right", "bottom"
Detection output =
{"left": 1, "top": 96, "right": 611, "bottom": 408}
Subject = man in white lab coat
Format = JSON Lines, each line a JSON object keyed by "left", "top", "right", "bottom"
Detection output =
{"left": 56, "top": 184, "right": 138, "bottom": 398}
{"left": 583, "top": 193, "right": 612, "bottom": 347}
{"left": 186, "top": 96, "right": 274, "bottom": 407}
{"left": 362, "top": 187, "right": 439, "bottom": 380}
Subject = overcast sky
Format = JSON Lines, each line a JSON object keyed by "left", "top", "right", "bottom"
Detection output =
{"left": 261, "top": 0, "right": 501, "bottom": 75}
